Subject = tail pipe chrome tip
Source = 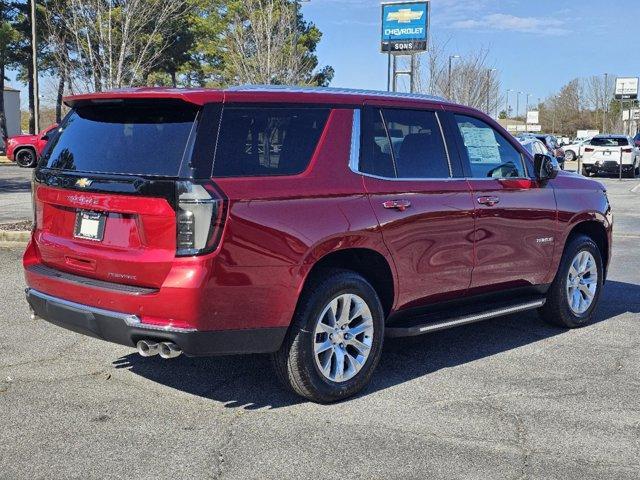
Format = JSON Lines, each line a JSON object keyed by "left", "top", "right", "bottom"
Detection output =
{"left": 159, "top": 342, "right": 182, "bottom": 359}
{"left": 137, "top": 340, "right": 160, "bottom": 357}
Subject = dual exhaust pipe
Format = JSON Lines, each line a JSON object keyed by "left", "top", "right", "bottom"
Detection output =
{"left": 137, "top": 340, "right": 182, "bottom": 359}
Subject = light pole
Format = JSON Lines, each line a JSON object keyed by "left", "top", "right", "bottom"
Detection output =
{"left": 603, "top": 73, "right": 608, "bottom": 134}
{"left": 525, "top": 93, "right": 531, "bottom": 129}
{"left": 516, "top": 91, "right": 523, "bottom": 128}
{"left": 447, "top": 55, "right": 460, "bottom": 99}
{"left": 30, "top": 0, "right": 39, "bottom": 133}
{"left": 506, "top": 89, "right": 513, "bottom": 131}
{"left": 486, "top": 68, "right": 496, "bottom": 115}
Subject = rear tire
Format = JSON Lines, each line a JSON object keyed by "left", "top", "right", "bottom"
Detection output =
{"left": 581, "top": 166, "right": 591, "bottom": 177}
{"left": 15, "top": 148, "right": 36, "bottom": 168}
{"left": 626, "top": 163, "right": 638, "bottom": 179}
{"left": 565, "top": 150, "right": 576, "bottom": 162}
{"left": 539, "top": 235, "right": 603, "bottom": 328}
{"left": 272, "top": 269, "right": 385, "bottom": 403}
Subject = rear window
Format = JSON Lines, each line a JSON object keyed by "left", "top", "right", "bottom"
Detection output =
{"left": 41, "top": 102, "right": 198, "bottom": 176}
{"left": 212, "top": 107, "right": 330, "bottom": 177}
{"left": 591, "top": 137, "right": 628, "bottom": 147}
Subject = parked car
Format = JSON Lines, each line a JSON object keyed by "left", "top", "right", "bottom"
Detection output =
{"left": 581, "top": 135, "right": 640, "bottom": 178}
{"left": 633, "top": 132, "right": 640, "bottom": 148}
{"left": 5, "top": 124, "right": 58, "bottom": 168}
{"left": 518, "top": 133, "right": 565, "bottom": 168}
{"left": 517, "top": 137, "right": 561, "bottom": 166}
{"left": 561, "top": 137, "right": 593, "bottom": 162}
{"left": 24, "top": 87, "right": 612, "bottom": 403}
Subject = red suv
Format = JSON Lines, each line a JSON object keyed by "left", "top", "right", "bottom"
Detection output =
{"left": 5, "top": 124, "right": 58, "bottom": 168}
{"left": 24, "top": 87, "right": 612, "bottom": 402}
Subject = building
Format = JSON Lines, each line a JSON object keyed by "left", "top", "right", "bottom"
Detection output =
{"left": 3, "top": 85, "right": 21, "bottom": 137}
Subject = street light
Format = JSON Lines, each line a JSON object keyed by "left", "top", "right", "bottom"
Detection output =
{"left": 30, "top": 0, "right": 39, "bottom": 133}
{"left": 486, "top": 68, "right": 496, "bottom": 116}
{"left": 506, "top": 89, "right": 513, "bottom": 131}
{"left": 447, "top": 55, "right": 460, "bottom": 99}
{"left": 516, "top": 91, "right": 523, "bottom": 123}
{"left": 603, "top": 73, "right": 609, "bottom": 134}
{"left": 525, "top": 93, "right": 531, "bottom": 128}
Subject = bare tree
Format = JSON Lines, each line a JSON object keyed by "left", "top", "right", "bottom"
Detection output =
{"left": 43, "top": 0, "right": 190, "bottom": 92}
{"left": 224, "top": 0, "right": 329, "bottom": 86}
{"left": 408, "top": 39, "right": 502, "bottom": 115}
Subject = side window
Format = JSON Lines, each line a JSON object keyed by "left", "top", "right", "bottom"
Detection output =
{"left": 213, "top": 107, "right": 330, "bottom": 177}
{"left": 454, "top": 115, "right": 526, "bottom": 179}
{"left": 359, "top": 108, "right": 397, "bottom": 178}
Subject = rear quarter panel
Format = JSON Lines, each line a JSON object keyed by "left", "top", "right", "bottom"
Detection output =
{"left": 210, "top": 109, "right": 395, "bottom": 330}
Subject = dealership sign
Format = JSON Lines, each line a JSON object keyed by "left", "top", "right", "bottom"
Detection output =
{"left": 615, "top": 77, "right": 639, "bottom": 100}
{"left": 381, "top": 1, "right": 429, "bottom": 53}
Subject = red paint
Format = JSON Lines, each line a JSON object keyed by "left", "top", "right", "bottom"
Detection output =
{"left": 23, "top": 88, "right": 613, "bottom": 337}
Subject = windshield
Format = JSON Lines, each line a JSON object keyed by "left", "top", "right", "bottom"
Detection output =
{"left": 590, "top": 137, "right": 628, "bottom": 147}
{"left": 41, "top": 102, "right": 199, "bottom": 176}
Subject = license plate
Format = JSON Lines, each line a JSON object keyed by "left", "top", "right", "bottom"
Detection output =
{"left": 74, "top": 211, "right": 106, "bottom": 241}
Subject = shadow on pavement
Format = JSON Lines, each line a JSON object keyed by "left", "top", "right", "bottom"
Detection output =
{"left": 113, "top": 280, "right": 639, "bottom": 409}
{"left": 0, "top": 177, "right": 31, "bottom": 193}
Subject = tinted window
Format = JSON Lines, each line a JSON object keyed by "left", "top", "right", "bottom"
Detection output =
{"left": 591, "top": 137, "right": 629, "bottom": 147}
{"left": 42, "top": 103, "right": 198, "bottom": 176}
{"left": 213, "top": 107, "right": 330, "bottom": 177}
{"left": 359, "top": 108, "right": 396, "bottom": 178}
{"left": 455, "top": 115, "right": 526, "bottom": 178}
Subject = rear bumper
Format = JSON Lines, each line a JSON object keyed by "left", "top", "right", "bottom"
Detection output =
{"left": 584, "top": 162, "right": 635, "bottom": 173}
{"left": 26, "top": 288, "right": 287, "bottom": 356}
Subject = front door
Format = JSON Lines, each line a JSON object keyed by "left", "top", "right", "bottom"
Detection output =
{"left": 449, "top": 113, "right": 558, "bottom": 293}
{"left": 357, "top": 106, "right": 475, "bottom": 310}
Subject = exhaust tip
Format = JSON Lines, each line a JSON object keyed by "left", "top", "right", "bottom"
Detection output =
{"left": 159, "top": 342, "right": 182, "bottom": 359}
{"left": 137, "top": 340, "right": 160, "bottom": 357}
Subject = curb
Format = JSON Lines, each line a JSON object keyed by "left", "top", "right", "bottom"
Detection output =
{"left": 0, "top": 230, "right": 30, "bottom": 244}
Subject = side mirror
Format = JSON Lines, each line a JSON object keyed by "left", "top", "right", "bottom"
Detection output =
{"left": 534, "top": 153, "right": 559, "bottom": 181}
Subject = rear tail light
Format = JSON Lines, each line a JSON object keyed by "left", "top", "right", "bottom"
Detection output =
{"left": 621, "top": 148, "right": 632, "bottom": 153}
{"left": 584, "top": 147, "right": 594, "bottom": 152}
{"left": 175, "top": 181, "right": 226, "bottom": 256}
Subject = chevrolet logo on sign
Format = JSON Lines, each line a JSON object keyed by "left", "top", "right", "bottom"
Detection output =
{"left": 387, "top": 8, "right": 424, "bottom": 24}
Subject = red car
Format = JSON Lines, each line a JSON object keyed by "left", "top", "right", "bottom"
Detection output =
{"left": 5, "top": 124, "right": 58, "bottom": 168}
{"left": 24, "top": 87, "right": 612, "bottom": 402}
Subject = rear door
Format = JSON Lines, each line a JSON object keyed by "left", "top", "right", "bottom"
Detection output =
{"left": 449, "top": 113, "right": 557, "bottom": 293}
{"left": 358, "top": 105, "right": 475, "bottom": 310}
{"left": 33, "top": 100, "right": 203, "bottom": 288}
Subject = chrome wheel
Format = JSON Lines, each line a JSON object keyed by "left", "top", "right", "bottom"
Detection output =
{"left": 313, "top": 293, "right": 374, "bottom": 383}
{"left": 566, "top": 251, "right": 598, "bottom": 315}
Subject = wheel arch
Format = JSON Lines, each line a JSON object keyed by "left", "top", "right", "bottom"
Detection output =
{"left": 297, "top": 247, "right": 396, "bottom": 319}
{"left": 566, "top": 220, "right": 610, "bottom": 280}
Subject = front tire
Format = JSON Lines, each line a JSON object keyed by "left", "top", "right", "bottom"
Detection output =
{"left": 272, "top": 269, "right": 385, "bottom": 403}
{"left": 15, "top": 148, "right": 36, "bottom": 168}
{"left": 581, "top": 166, "right": 591, "bottom": 177}
{"left": 539, "top": 235, "right": 603, "bottom": 328}
{"left": 565, "top": 150, "right": 576, "bottom": 162}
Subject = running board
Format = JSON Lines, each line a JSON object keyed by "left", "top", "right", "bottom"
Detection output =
{"left": 385, "top": 299, "right": 546, "bottom": 338}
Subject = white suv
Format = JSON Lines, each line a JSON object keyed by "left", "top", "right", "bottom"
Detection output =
{"left": 581, "top": 135, "right": 640, "bottom": 178}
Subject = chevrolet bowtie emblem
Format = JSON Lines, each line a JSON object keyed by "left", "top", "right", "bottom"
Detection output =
{"left": 387, "top": 9, "right": 424, "bottom": 23}
{"left": 75, "top": 178, "right": 93, "bottom": 188}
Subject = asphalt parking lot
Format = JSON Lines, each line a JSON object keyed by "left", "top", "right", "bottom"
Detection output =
{"left": 1, "top": 165, "right": 639, "bottom": 479}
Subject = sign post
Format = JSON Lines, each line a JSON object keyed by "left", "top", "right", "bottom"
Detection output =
{"left": 615, "top": 78, "right": 638, "bottom": 136}
{"left": 381, "top": 1, "right": 430, "bottom": 93}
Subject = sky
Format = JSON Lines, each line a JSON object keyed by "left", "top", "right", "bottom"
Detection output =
{"left": 7, "top": 0, "right": 640, "bottom": 109}
{"left": 303, "top": 0, "right": 640, "bottom": 101}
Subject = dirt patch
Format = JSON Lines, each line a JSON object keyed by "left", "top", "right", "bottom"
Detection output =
{"left": 0, "top": 220, "right": 32, "bottom": 231}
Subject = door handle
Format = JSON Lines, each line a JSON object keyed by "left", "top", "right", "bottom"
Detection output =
{"left": 477, "top": 196, "right": 500, "bottom": 206}
{"left": 382, "top": 199, "right": 412, "bottom": 212}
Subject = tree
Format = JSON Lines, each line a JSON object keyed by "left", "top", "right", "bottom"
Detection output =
{"left": 411, "top": 39, "right": 502, "bottom": 114}
{"left": 0, "top": 2, "right": 20, "bottom": 139}
{"left": 222, "top": 0, "right": 333, "bottom": 86}
{"left": 43, "top": 0, "right": 191, "bottom": 92}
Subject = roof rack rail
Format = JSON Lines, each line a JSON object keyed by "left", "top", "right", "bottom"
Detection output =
{"left": 227, "top": 84, "right": 447, "bottom": 103}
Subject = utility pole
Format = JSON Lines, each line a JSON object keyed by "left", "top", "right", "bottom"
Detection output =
{"left": 506, "top": 89, "right": 512, "bottom": 132}
{"left": 486, "top": 69, "right": 496, "bottom": 115}
{"left": 603, "top": 73, "right": 608, "bottom": 134}
{"left": 447, "top": 55, "right": 459, "bottom": 99}
{"left": 525, "top": 93, "right": 530, "bottom": 130}
{"left": 516, "top": 91, "right": 522, "bottom": 128}
{"left": 30, "top": 0, "right": 40, "bottom": 133}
